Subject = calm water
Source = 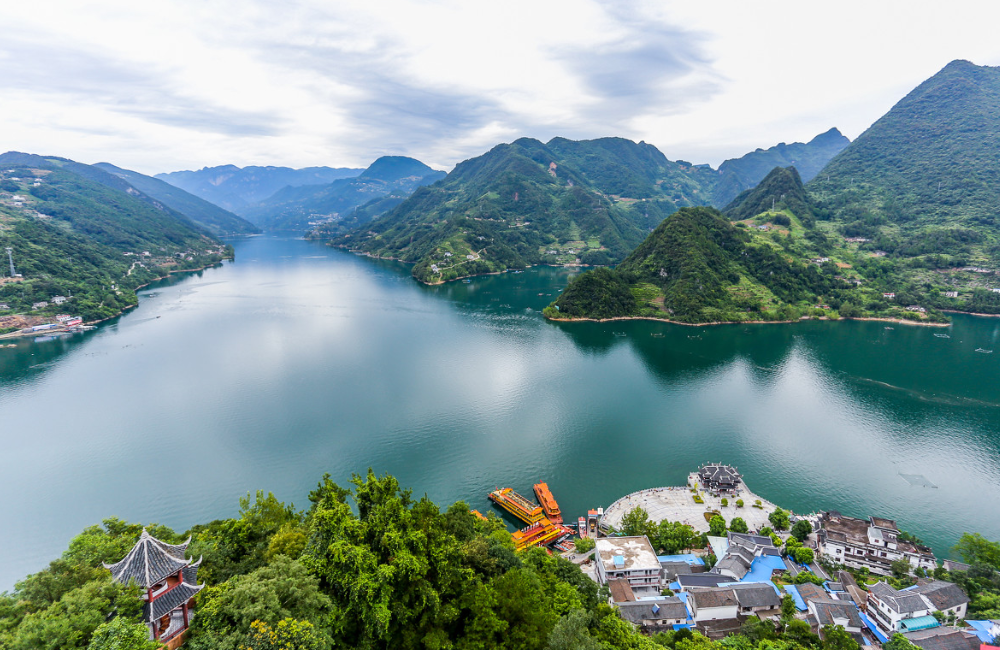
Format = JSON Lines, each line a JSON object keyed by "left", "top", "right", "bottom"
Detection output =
{"left": 2, "top": 235, "right": 999, "bottom": 590}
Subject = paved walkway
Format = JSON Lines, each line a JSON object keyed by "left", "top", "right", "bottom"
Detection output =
{"left": 600, "top": 473, "right": 784, "bottom": 534}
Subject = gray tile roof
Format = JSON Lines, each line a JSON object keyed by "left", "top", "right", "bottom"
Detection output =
{"left": 678, "top": 574, "right": 731, "bottom": 589}
{"left": 811, "top": 598, "right": 863, "bottom": 629}
{"left": 617, "top": 598, "right": 689, "bottom": 624}
{"left": 905, "top": 628, "right": 981, "bottom": 650}
{"left": 145, "top": 582, "right": 203, "bottom": 622}
{"left": 732, "top": 584, "right": 781, "bottom": 609}
{"left": 691, "top": 587, "right": 738, "bottom": 609}
{"left": 912, "top": 582, "right": 969, "bottom": 611}
{"left": 104, "top": 530, "right": 194, "bottom": 588}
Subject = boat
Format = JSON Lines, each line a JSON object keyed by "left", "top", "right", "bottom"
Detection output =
{"left": 488, "top": 488, "right": 546, "bottom": 525}
{"left": 462, "top": 279, "right": 471, "bottom": 283}
{"left": 934, "top": 333, "right": 950, "bottom": 338}
{"left": 976, "top": 348, "right": 993, "bottom": 354}
{"left": 885, "top": 327, "right": 894, "bottom": 330}
{"left": 510, "top": 518, "right": 563, "bottom": 551}
{"left": 613, "top": 332, "right": 626, "bottom": 337}
{"left": 533, "top": 482, "right": 563, "bottom": 524}
{"left": 651, "top": 333, "right": 664, "bottom": 337}
{"left": 578, "top": 516, "right": 588, "bottom": 538}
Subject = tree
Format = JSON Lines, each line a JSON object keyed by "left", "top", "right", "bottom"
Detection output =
{"left": 87, "top": 618, "right": 161, "bottom": 650}
{"left": 791, "top": 519, "right": 813, "bottom": 542}
{"left": 721, "top": 498, "right": 729, "bottom": 507}
{"left": 822, "top": 624, "right": 861, "bottom": 650}
{"left": 769, "top": 508, "right": 790, "bottom": 531}
{"left": 574, "top": 538, "right": 596, "bottom": 554}
{"left": 891, "top": 558, "right": 912, "bottom": 580}
{"left": 620, "top": 507, "right": 654, "bottom": 538}
{"left": 729, "top": 518, "right": 749, "bottom": 534}
{"left": 785, "top": 619, "right": 820, "bottom": 647}
{"left": 735, "top": 499, "right": 744, "bottom": 508}
{"left": 709, "top": 515, "right": 727, "bottom": 537}
{"left": 884, "top": 633, "right": 921, "bottom": 650}
{"left": 780, "top": 594, "right": 796, "bottom": 621}
{"left": 955, "top": 533, "right": 1000, "bottom": 569}
{"left": 545, "top": 609, "right": 601, "bottom": 650}
{"left": 241, "top": 619, "right": 323, "bottom": 650}
{"left": 793, "top": 547, "right": 815, "bottom": 565}
{"left": 655, "top": 521, "right": 697, "bottom": 555}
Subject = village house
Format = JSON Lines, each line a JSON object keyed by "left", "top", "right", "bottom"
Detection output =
{"left": 906, "top": 306, "right": 927, "bottom": 313}
{"left": 808, "top": 598, "right": 865, "bottom": 643}
{"left": 711, "top": 532, "right": 783, "bottom": 582}
{"left": 595, "top": 536, "right": 663, "bottom": 596}
{"left": 104, "top": 530, "right": 204, "bottom": 647}
{"left": 865, "top": 580, "right": 969, "bottom": 639}
{"left": 616, "top": 598, "right": 689, "bottom": 631}
{"left": 817, "top": 512, "right": 937, "bottom": 576}
{"left": 51, "top": 296, "right": 67, "bottom": 305}
{"left": 904, "top": 627, "right": 982, "bottom": 650}
{"left": 883, "top": 293, "right": 896, "bottom": 299}
{"left": 31, "top": 301, "right": 48, "bottom": 310}
{"left": 944, "top": 291, "right": 959, "bottom": 298}
{"left": 688, "top": 584, "right": 780, "bottom": 623}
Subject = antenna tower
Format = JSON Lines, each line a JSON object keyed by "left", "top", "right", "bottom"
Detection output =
{"left": 5, "top": 247, "right": 14, "bottom": 278}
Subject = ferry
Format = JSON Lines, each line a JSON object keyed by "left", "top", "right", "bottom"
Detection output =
{"left": 488, "top": 488, "right": 546, "bottom": 525}
{"left": 510, "top": 518, "right": 563, "bottom": 551}
{"left": 578, "top": 516, "right": 588, "bottom": 538}
{"left": 470, "top": 509, "right": 488, "bottom": 521}
{"left": 532, "top": 482, "right": 562, "bottom": 524}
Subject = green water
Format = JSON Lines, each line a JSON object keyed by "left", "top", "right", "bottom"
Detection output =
{"left": 1, "top": 234, "right": 998, "bottom": 589}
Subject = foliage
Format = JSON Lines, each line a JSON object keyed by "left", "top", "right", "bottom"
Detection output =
{"left": 735, "top": 499, "right": 744, "bottom": 508}
{"left": 769, "top": 509, "right": 790, "bottom": 531}
{"left": 955, "top": 533, "right": 1000, "bottom": 569}
{"left": 574, "top": 537, "right": 596, "bottom": 554}
{"left": 86, "top": 618, "right": 161, "bottom": 650}
{"left": 620, "top": 507, "right": 656, "bottom": 538}
{"left": 239, "top": 618, "right": 324, "bottom": 650}
{"left": 729, "top": 518, "right": 749, "bottom": 534}
{"left": 654, "top": 521, "right": 699, "bottom": 554}
{"left": 709, "top": 515, "right": 727, "bottom": 537}
{"left": 791, "top": 520, "right": 813, "bottom": 542}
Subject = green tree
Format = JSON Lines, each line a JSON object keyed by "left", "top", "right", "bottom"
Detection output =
{"left": 822, "top": 624, "right": 861, "bottom": 650}
{"left": 735, "top": 499, "right": 744, "bottom": 508}
{"left": 721, "top": 499, "right": 729, "bottom": 507}
{"left": 883, "top": 633, "right": 921, "bottom": 650}
{"left": 545, "top": 609, "right": 601, "bottom": 650}
{"left": 620, "top": 507, "right": 655, "bottom": 538}
{"left": 793, "top": 547, "right": 815, "bottom": 565}
{"left": 791, "top": 520, "right": 813, "bottom": 542}
{"left": 574, "top": 537, "right": 596, "bottom": 554}
{"left": 780, "top": 594, "right": 797, "bottom": 622}
{"left": 87, "top": 618, "right": 161, "bottom": 650}
{"left": 655, "top": 521, "right": 698, "bottom": 554}
{"left": 709, "top": 515, "right": 727, "bottom": 537}
{"left": 769, "top": 508, "right": 790, "bottom": 531}
{"left": 891, "top": 559, "right": 912, "bottom": 579}
{"left": 785, "top": 619, "right": 820, "bottom": 647}
{"left": 954, "top": 533, "right": 1000, "bottom": 569}
{"left": 729, "top": 518, "right": 749, "bottom": 534}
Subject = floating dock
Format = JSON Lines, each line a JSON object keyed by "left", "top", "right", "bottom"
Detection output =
{"left": 488, "top": 488, "right": 546, "bottom": 525}
{"left": 532, "top": 482, "right": 562, "bottom": 524}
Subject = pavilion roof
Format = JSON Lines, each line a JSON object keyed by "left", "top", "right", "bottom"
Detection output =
{"left": 103, "top": 529, "right": 195, "bottom": 588}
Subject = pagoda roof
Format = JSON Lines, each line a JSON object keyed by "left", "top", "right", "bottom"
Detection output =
{"left": 145, "top": 582, "right": 204, "bottom": 622}
{"left": 103, "top": 529, "right": 195, "bottom": 588}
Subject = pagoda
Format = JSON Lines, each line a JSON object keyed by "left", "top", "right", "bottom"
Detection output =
{"left": 104, "top": 530, "right": 204, "bottom": 645}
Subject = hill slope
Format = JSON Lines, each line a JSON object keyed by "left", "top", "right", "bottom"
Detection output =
{"left": 712, "top": 128, "right": 850, "bottom": 207}
{"left": 244, "top": 156, "right": 446, "bottom": 231}
{"left": 155, "top": 164, "right": 363, "bottom": 213}
{"left": 329, "top": 137, "right": 717, "bottom": 283}
{"left": 0, "top": 153, "right": 230, "bottom": 324}
{"left": 93, "top": 163, "right": 259, "bottom": 236}
{"left": 724, "top": 166, "right": 823, "bottom": 224}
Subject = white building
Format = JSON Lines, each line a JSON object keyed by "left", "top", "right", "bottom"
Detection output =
{"left": 817, "top": 513, "right": 937, "bottom": 576}
{"left": 595, "top": 536, "right": 662, "bottom": 596}
{"left": 866, "top": 581, "right": 969, "bottom": 638}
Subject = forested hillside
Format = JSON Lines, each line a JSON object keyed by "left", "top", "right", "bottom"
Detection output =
{"left": 0, "top": 156, "right": 230, "bottom": 324}
{"left": 329, "top": 137, "right": 717, "bottom": 283}
{"left": 713, "top": 128, "right": 849, "bottom": 207}
{"left": 93, "top": 164, "right": 259, "bottom": 236}
{"left": 244, "top": 156, "right": 445, "bottom": 232}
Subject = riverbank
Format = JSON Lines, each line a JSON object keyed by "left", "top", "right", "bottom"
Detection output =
{"left": 543, "top": 313, "right": 951, "bottom": 328}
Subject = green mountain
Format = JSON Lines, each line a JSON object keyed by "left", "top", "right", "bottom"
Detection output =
{"left": 328, "top": 137, "right": 717, "bottom": 283}
{"left": 712, "top": 128, "right": 850, "bottom": 207}
{"left": 244, "top": 156, "right": 446, "bottom": 232}
{"left": 155, "top": 164, "right": 364, "bottom": 213}
{"left": 92, "top": 163, "right": 259, "bottom": 236}
{"left": 804, "top": 59, "right": 1000, "bottom": 315}
{"left": 546, "top": 206, "right": 848, "bottom": 323}
{"left": 724, "top": 166, "right": 823, "bottom": 224}
{"left": 0, "top": 153, "right": 231, "bottom": 325}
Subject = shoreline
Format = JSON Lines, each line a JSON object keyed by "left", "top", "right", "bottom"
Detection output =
{"left": 543, "top": 313, "right": 951, "bottom": 328}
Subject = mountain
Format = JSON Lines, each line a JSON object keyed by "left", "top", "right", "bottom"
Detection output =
{"left": 712, "top": 128, "right": 850, "bottom": 207}
{"left": 93, "top": 163, "right": 259, "bottom": 236}
{"left": 0, "top": 152, "right": 230, "bottom": 324}
{"left": 155, "top": 164, "right": 364, "bottom": 213}
{"left": 329, "top": 137, "right": 718, "bottom": 283}
{"left": 804, "top": 59, "right": 1000, "bottom": 315}
{"left": 244, "top": 156, "right": 446, "bottom": 232}
{"left": 723, "top": 166, "right": 823, "bottom": 224}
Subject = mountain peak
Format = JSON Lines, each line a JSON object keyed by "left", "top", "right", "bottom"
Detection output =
{"left": 359, "top": 156, "right": 438, "bottom": 182}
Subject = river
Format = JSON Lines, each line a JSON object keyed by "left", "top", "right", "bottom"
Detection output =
{"left": 1, "top": 234, "right": 998, "bottom": 590}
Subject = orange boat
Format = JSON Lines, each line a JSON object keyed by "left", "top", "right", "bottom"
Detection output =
{"left": 532, "top": 482, "right": 562, "bottom": 524}
{"left": 511, "top": 518, "right": 563, "bottom": 551}
{"left": 488, "top": 488, "right": 545, "bottom": 525}
{"left": 470, "top": 509, "right": 488, "bottom": 521}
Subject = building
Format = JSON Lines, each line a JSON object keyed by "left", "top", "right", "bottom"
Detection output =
{"left": 687, "top": 584, "right": 780, "bottom": 622}
{"left": 808, "top": 598, "right": 865, "bottom": 641}
{"left": 712, "top": 532, "right": 783, "bottom": 582}
{"left": 904, "top": 627, "right": 983, "bottom": 650}
{"left": 51, "top": 296, "right": 67, "bottom": 305}
{"left": 104, "top": 530, "right": 204, "bottom": 646}
{"left": 697, "top": 464, "right": 742, "bottom": 494}
{"left": 617, "top": 598, "right": 689, "bottom": 630}
{"left": 945, "top": 292, "right": 959, "bottom": 298}
{"left": 865, "top": 580, "right": 969, "bottom": 638}
{"left": 817, "top": 512, "right": 937, "bottom": 576}
{"left": 658, "top": 554, "right": 706, "bottom": 581}
{"left": 31, "top": 301, "right": 48, "bottom": 310}
{"left": 595, "top": 536, "right": 663, "bottom": 596}
{"left": 883, "top": 292, "right": 896, "bottom": 299}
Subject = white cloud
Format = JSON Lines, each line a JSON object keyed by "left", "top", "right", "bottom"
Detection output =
{"left": 1, "top": 0, "right": 999, "bottom": 174}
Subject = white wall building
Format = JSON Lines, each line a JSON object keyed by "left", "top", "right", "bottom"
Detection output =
{"left": 817, "top": 513, "right": 937, "bottom": 576}
{"left": 595, "top": 536, "right": 662, "bottom": 596}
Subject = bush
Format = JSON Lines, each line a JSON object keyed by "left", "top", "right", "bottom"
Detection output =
{"left": 574, "top": 537, "right": 596, "bottom": 554}
{"left": 736, "top": 499, "right": 744, "bottom": 508}
{"left": 721, "top": 498, "right": 729, "bottom": 507}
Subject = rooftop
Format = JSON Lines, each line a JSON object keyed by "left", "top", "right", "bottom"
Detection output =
{"left": 104, "top": 529, "right": 196, "bottom": 589}
{"left": 617, "top": 598, "right": 689, "bottom": 624}
{"left": 597, "top": 536, "right": 660, "bottom": 573}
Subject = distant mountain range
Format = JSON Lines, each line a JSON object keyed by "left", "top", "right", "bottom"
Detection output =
{"left": 242, "top": 156, "right": 446, "bottom": 232}
{"left": 713, "top": 128, "right": 850, "bottom": 207}
{"left": 155, "top": 164, "right": 364, "bottom": 214}
{"left": 0, "top": 152, "right": 231, "bottom": 323}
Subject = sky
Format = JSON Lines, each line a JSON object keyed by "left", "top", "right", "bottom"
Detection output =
{"left": 2, "top": 0, "right": 1000, "bottom": 175}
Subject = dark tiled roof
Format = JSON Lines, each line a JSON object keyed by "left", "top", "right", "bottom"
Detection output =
{"left": 104, "top": 530, "right": 194, "bottom": 588}
{"left": 678, "top": 574, "right": 731, "bottom": 589}
{"left": 796, "top": 583, "right": 827, "bottom": 604}
{"left": 617, "top": 599, "right": 688, "bottom": 624}
{"left": 732, "top": 584, "right": 781, "bottom": 609}
{"left": 145, "top": 582, "right": 203, "bottom": 622}
{"left": 870, "top": 582, "right": 932, "bottom": 615}
{"left": 699, "top": 464, "right": 741, "bottom": 485}
{"left": 691, "top": 588, "right": 738, "bottom": 609}
{"left": 728, "top": 532, "right": 772, "bottom": 547}
{"left": 905, "top": 629, "right": 981, "bottom": 650}
{"left": 913, "top": 582, "right": 969, "bottom": 611}
{"left": 811, "top": 599, "right": 863, "bottom": 629}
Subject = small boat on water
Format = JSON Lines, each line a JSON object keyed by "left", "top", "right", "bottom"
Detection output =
{"left": 578, "top": 516, "right": 588, "bottom": 538}
{"left": 885, "top": 327, "right": 894, "bottom": 330}
{"left": 462, "top": 279, "right": 471, "bottom": 283}
{"left": 613, "top": 332, "right": 626, "bottom": 337}
{"left": 651, "top": 333, "right": 664, "bottom": 338}
{"left": 934, "top": 333, "right": 950, "bottom": 338}
{"left": 976, "top": 348, "right": 993, "bottom": 354}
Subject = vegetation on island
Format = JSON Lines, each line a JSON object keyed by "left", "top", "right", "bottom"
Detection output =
{"left": 1, "top": 471, "right": 999, "bottom": 650}
{"left": 0, "top": 157, "right": 232, "bottom": 324}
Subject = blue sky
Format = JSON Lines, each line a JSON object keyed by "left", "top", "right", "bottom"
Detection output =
{"left": 1, "top": 0, "right": 999, "bottom": 174}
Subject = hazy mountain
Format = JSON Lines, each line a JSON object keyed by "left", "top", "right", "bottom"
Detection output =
{"left": 244, "top": 156, "right": 445, "bottom": 231}
{"left": 330, "top": 137, "right": 717, "bottom": 283}
{"left": 93, "top": 163, "right": 259, "bottom": 236}
{"left": 0, "top": 152, "right": 230, "bottom": 322}
{"left": 155, "top": 164, "right": 364, "bottom": 213}
{"left": 712, "top": 128, "right": 850, "bottom": 207}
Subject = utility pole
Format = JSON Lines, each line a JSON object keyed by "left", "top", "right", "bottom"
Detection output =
{"left": 5, "top": 247, "right": 14, "bottom": 278}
